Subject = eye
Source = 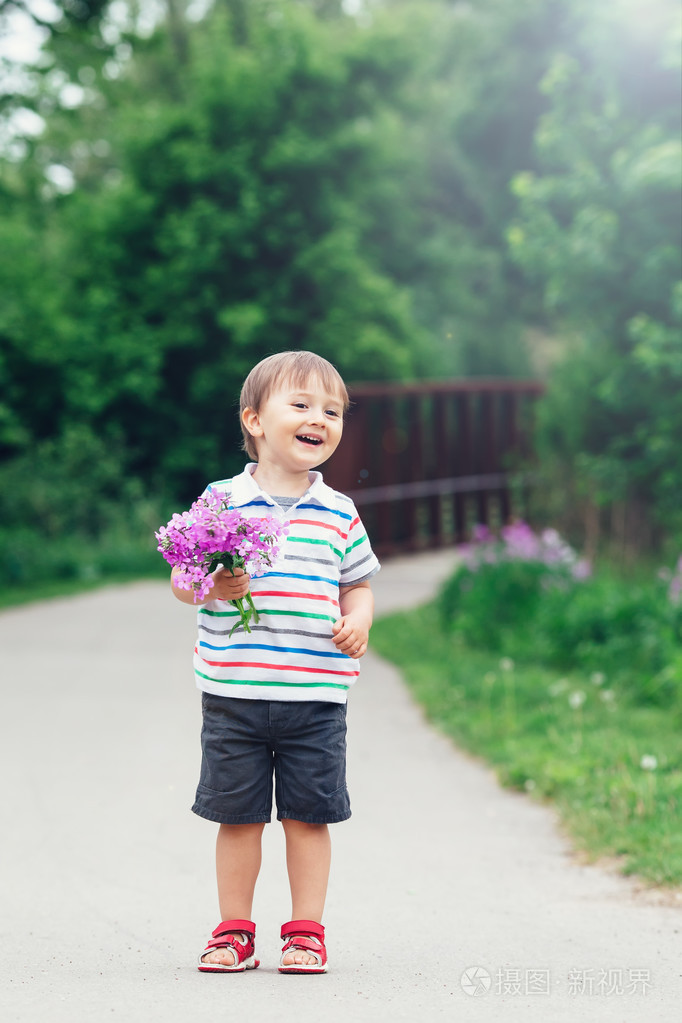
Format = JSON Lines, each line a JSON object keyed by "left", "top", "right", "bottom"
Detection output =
{"left": 292, "top": 402, "right": 307, "bottom": 409}
{"left": 325, "top": 409, "right": 340, "bottom": 418}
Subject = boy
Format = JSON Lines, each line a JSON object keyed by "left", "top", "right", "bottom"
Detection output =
{"left": 171, "top": 351, "right": 379, "bottom": 974}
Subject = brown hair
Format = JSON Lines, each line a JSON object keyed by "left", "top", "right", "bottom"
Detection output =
{"left": 239, "top": 351, "right": 350, "bottom": 460}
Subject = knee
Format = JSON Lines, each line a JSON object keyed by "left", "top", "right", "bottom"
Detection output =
{"left": 218, "top": 821, "right": 266, "bottom": 840}
{"left": 281, "top": 819, "right": 328, "bottom": 835}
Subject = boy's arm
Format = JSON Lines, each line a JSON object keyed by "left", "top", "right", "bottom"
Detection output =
{"left": 331, "top": 581, "right": 374, "bottom": 658}
{"left": 171, "top": 566, "right": 251, "bottom": 605}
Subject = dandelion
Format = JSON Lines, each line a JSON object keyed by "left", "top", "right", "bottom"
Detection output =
{"left": 640, "top": 755, "right": 658, "bottom": 771}
{"left": 549, "top": 678, "right": 569, "bottom": 697}
{"left": 568, "top": 690, "right": 586, "bottom": 709}
{"left": 599, "top": 689, "right": 615, "bottom": 703}
{"left": 499, "top": 657, "right": 515, "bottom": 672}
{"left": 667, "top": 555, "right": 682, "bottom": 605}
{"left": 482, "top": 670, "right": 497, "bottom": 732}
{"left": 590, "top": 671, "right": 606, "bottom": 687}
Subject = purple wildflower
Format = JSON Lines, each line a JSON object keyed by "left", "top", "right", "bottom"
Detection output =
{"left": 571, "top": 558, "right": 592, "bottom": 581}
{"left": 472, "top": 523, "right": 494, "bottom": 544}
{"left": 459, "top": 520, "right": 590, "bottom": 581}
{"left": 501, "top": 521, "right": 541, "bottom": 561}
{"left": 155, "top": 493, "right": 288, "bottom": 632}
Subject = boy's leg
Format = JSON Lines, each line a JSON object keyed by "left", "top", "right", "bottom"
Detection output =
{"left": 280, "top": 819, "right": 331, "bottom": 967}
{"left": 201, "top": 822, "right": 265, "bottom": 967}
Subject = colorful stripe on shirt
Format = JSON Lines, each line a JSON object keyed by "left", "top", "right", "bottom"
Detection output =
{"left": 192, "top": 468, "right": 380, "bottom": 703}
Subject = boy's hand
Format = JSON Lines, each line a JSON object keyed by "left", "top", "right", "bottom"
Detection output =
{"left": 331, "top": 613, "right": 370, "bottom": 659}
{"left": 210, "top": 566, "right": 251, "bottom": 602}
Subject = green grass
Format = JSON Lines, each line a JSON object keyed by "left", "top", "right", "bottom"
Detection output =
{"left": 372, "top": 602, "right": 682, "bottom": 888}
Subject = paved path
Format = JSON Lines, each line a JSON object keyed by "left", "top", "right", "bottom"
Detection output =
{"left": 1, "top": 551, "right": 680, "bottom": 1022}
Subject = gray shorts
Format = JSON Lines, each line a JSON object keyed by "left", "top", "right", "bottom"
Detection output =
{"left": 192, "top": 693, "right": 351, "bottom": 825}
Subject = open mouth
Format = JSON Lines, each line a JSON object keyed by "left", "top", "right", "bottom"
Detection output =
{"left": 296, "top": 434, "right": 323, "bottom": 447}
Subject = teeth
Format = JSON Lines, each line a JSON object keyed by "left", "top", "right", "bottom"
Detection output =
{"left": 298, "top": 435, "right": 322, "bottom": 444}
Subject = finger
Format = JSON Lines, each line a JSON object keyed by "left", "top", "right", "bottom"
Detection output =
{"left": 216, "top": 578, "right": 251, "bottom": 599}
{"left": 336, "top": 635, "right": 358, "bottom": 653}
{"left": 214, "top": 567, "right": 244, "bottom": 583}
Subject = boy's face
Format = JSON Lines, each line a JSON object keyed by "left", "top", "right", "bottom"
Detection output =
{"left": 243, "top": 375, "right": 345, "bottom": 474}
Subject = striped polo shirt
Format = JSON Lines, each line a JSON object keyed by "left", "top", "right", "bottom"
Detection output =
{"left": 193, "top": 464, "right": 380, "bottom": 703}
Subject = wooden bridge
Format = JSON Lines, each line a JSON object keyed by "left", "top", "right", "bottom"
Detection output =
{"left": 324, "top": 378, "right": 544, "bottom": 556}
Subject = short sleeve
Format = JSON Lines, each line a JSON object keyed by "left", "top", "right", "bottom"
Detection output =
{"left": 339, "top": 503, "right": 381, "bottom": 586}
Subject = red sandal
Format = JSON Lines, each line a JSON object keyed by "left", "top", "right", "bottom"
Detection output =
{"left": 198, "top": 919, "right": 260, "bottom": 973}
{"left": 278, "top": 919, "right": 327, "bottom": 974}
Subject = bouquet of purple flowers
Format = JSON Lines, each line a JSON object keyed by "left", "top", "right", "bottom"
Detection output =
{"left": 156, "top": 492, "right": 288, "bottom": 634}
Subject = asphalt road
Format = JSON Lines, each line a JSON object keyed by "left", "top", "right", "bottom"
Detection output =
{"left": 1, "top": 550, "right": 680, "bottom": 1022}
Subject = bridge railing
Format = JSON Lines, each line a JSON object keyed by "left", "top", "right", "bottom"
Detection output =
{"left": 323, "top": 379, "right": 545, "bottom": 556}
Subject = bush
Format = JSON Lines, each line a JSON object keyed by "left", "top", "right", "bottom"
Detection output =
{"left": 440, "top": 557, "right": 557, "bottom": 656}
{"left": 536, "top": 577, "right": 681, "bottom": 705}
{"left": 0, "top": 423, "right": 174, "bottom": 591}
{"left": 0, "top": 525, "right": 164, "bottom": 589}
{"left": 440, "top": 523, "right": 682, "bottom": 708}
{"left": 440, "top": 522, "right": 589, "bottom": 657}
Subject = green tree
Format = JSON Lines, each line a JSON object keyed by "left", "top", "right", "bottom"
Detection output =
{"left": 1, "top": 2, "right": 435, "bottom": 510}
{"left": 508, "top": 0, "right": 682, "bottom": 547}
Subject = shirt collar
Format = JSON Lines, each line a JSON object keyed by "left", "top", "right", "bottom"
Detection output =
{"left": 231, "top": 464, "right": 337, "bottom": 511}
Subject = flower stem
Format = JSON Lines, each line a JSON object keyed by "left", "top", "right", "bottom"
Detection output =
{"left": 246, "top": 591, "right": 260, "bottom": 624}
{"left": 229, "top": 597, "right": 253, "bottom": 637}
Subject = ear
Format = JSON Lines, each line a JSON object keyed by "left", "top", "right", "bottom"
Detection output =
{"left": 241, "top": 406, "right": 263, "bottom": 440}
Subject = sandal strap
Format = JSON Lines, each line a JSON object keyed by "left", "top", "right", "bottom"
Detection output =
{"left": 280, "top": 919, "right": 325, "bottom": 941}
{"left": 211, "top": 918, "right": 256, "bottom": 941}
{"left": 205, "top": 935, "right": 248, "bottom": 952}
{"left": 281, "top": 936, "right": 323, "bottom": 955}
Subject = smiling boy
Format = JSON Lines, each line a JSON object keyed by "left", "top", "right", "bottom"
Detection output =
{"left": 171, "top": 351, "right": 379, "bottom": 974}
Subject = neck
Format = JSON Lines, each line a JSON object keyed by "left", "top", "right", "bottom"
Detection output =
{"left": 251, "top": 462, "right": 313, "bottom": 499}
